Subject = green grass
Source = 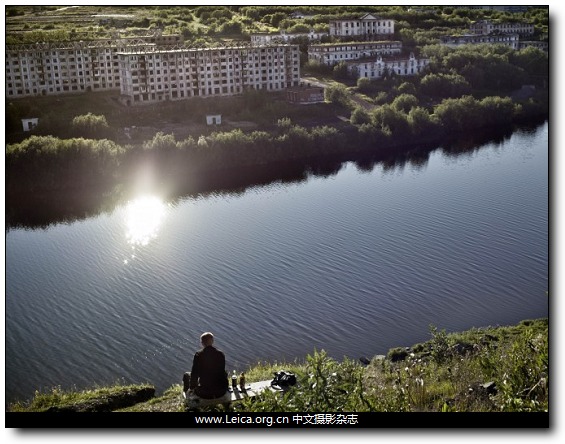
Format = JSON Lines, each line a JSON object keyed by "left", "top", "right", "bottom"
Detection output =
{"left": 8, "top": 318, "right": 548, "bottom": 413}
{"left": 9, "top": 382, "right": 155, "bottom": 412}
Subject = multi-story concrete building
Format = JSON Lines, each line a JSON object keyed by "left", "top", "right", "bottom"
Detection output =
{"left": 329, "top": 13, "right": 395, "bottom": 38}
{"left": 440, "top": 33, "right": 519, "bottom": 50}
{"left": 5, "top": 33, "right": 182, "bottom": 99}
{"left": 250, "top": 29, "right": 327, "bottom": 46}
{"left": 6, "top": 35, "right": 300, "bottom": 103}
{"left": 117, "top": 45, "right": 301, "bottom": 105}
{"left": 519, "top": 40, "right": 549, "bottom": 52}
{"left": 308, "top": 41, "right": 402, "bottom": 66}
{"left": 346, "top": 53, "right": 429, "bottom": 79}
{"left": 470, "top": 20, "right": 534, "bottom": 36}
{"left": 472, "top": 6, "right": 531, "bottom": 13}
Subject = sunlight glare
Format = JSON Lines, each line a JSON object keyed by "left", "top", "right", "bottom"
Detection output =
{"left": 125, "top": 195, "right": 166, "bottom": 246}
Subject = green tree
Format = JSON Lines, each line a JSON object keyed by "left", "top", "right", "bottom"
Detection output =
{"left": 269, "top": 12, "right": 287, "bottom": 28}
{"left": 510, "top": 46, "right": 548, "bottom": 79}
{"left": 218, "top": 20, "right": 243, "bottom": 36}
{"left": 420, "top": 73, "right": 470, "bottom": 99}
{"left": 371, "top": 104, "right": 410, "bottom": 137}
{"left": 332, "top": 61, "right": 349, "bottom": 80}
{"left": 392, "top": 93, "right": 419, "bottom": 113}
{"left": 356, "top": 77, "right": 373, "bottom": 94}
{"left": 143, "top": 132, "right": 178, "bottom": 152}
{"left": 324, "top": 83, "right": 351, "bottom": 108}
{"left": 479, "top": 96, "right": 516, "bottom": 126}
{"left": 350, "top": 107, "right": 371, "bottom": 125}
{"left": 397, "top": 81, "right": 417, "bottom": 95}
{"left": 408, "top": 106, "right": 435, "bottom": 135}
{"left": 71, "top": 113, "right": 110, "bottom": 139}
{"left": 433, "top": 95, "right": 483, "bottom": 132}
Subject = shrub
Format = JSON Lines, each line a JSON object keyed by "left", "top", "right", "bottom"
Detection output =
{"left": 392, "top": 93, "right": 419, "bottom": 113}
{"left": 350, "top": 107, "right": 371, "bottom": 125}
{"left": 71, "top": 113, "right": 110, "bottom": 139}
{"left": 420, "top": 73, "right": 471, "bottom": 99}
{"left": 356, "top": 77, "right": 373, "bottom": 94}
{"left": 238, "top": 350, "right": 371, "bottom": 412}
{"left": 324, "top": 83, "right": 351, "bottom": 108}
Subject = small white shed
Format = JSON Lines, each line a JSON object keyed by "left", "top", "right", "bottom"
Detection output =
{"left": 22, "top": 117, "right": 39, "bottom": 132}
{"left": 206, "top": 114, "right": 222, "bottom": 125}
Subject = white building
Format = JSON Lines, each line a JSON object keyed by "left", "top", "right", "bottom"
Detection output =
{"left": 470, "top": 20, "right": 535, "bottom": 36}
{"left": 308, "top": 41, "right": 402, "bottom": 66}
{"left": 519, "top": 41, "right": 549, "bottom": 52}
{"left": 118, "top": 45, "right": 301, "bottom": 105}
{"left": 21, "top": 117, "right": 39, "bottom": 132}
{"left": 329, "top": 13, "right": 394, "bottom": 38}
{"left": 250, "top": 29, "right": 327, "bottom": 46}
{"left": 347, "top": 53, "right": 429, "bottom": 79}
{"left": 206, "top": 114, "right": 222, "bottom": 125}
{"left": 440, "top": 33, "right": 519, "bottom": 50}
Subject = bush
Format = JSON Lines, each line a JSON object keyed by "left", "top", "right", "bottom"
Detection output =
{"left": 371, "top": 104, "right": 410, "bottom": 137}
{"left": 332, "top": 62, "right": 349, "bottom": 80}
{"left": 324, "top": 83, "right": 351, "bottom": 108}
{"left": 391, "top": 93, "right": 419, "bottom": 113}
{"left": 238, "top": 350, "right": 372, "bottom": 412}
{"left": 408, "top": 106, "right": 435, "bottom": 135}
{"left": 397, "top": 81, "right": 417, "bottom": 95}
{"left": 350, "top": 107, "right": 371, "bottom": 126}
{"left": 433, "top": 95, "right": 482, "bottom": 132}
{"left": 420, "top": 73, "right": 471, "bottom": 99}
{"left": 356, "top": 77, "right": 373, "bottom": 94}
{"left": 71, "top": 113, "right": 110, "bottom": 139}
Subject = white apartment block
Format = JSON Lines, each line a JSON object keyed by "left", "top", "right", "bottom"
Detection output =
{"left": 250, "top": 29, "right": 327, "bottom": 46}
{"left": 329, "top": 13, "right": 394, "bottom": 38}
{"left": 5, "top": 37, "right": 172, "bottom": 99}
{"left": 440, "top": 33, "right": 519, "bottom": 50}
{"left": 117, "top": 45, "right": 301, "bottom": 105}
{"left": 347, "top": 53, "right": 429, "bottom": 79}
{"left": 519, "top": 40, "right": 549, "bottom": 52}
{"left": 308, "top": 41, "right": 402, "bottom": 66}
{"left": 470, "top": 20, "right": 535, "bottom": 36}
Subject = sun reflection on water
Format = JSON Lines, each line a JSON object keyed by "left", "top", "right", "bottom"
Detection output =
{"left": 125, "top": 195, "right": 166, "bottom": 247}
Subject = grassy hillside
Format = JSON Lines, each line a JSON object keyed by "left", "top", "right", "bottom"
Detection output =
{"left": 8, "top": 318, "right": 548, "bottom": 413}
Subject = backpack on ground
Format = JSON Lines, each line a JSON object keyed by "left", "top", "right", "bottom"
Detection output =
{"left": 271, "top": 370, "right": 297, "bottom": 389}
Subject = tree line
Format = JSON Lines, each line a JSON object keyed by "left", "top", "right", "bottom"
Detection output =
{"left": 6, "top": 93, "right": 546, "bottom": 195}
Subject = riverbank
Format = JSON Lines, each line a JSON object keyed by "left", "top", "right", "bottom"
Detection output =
{"left": 7, "top": 318, "right": 548, "bottom": 415}
{"left": 6, "top": 81, "right": 548, "bottom": 199}
{"left": 5, "top": 115, "right": 548, "bottom": 231}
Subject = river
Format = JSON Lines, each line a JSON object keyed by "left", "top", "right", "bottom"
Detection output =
{"left": 5, "top": 122, "right": 548, "bottom": 404}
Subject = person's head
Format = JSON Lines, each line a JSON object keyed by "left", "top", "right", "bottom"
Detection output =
{"left": 200, "top": 332, "right": 214, "bottom": 347}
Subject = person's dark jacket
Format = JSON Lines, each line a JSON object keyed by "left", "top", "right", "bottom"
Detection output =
{"left": 190, "top": 345, "right": 228, "bottom": 398}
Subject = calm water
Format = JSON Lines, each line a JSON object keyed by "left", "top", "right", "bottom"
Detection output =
{"left": 5, "top": 123, "right": 548, "bottom": 403}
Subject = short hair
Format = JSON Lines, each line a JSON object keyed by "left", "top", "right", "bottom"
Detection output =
{"left": 200, "top": 332, "right": 214, "bottom": 346}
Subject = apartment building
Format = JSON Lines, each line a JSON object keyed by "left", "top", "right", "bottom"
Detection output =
{"left": 250, "top": 29, "right": 327, "bottom": 46}
{"left": 117, "top": 45, "right": 301, "bottom": 105}
{"left": 329, "top": 13, "right": 395, "bottom": 38}
{"left": 308, "top": 41, "right": 402, "bottom": 66}
{"left": 440, "top": 33, "right": 519, "bottom": 50}
{"left": 347, "top": 53, "right": 429, "bottom": 79}
{"left": 519, "top": 40, "right": 548, "bottom": 52}
{"left": 5, "top": 36, "right": 176, "bottom": 99}
{"left": 470, "top": 20, "right": 535, "bottom": 36}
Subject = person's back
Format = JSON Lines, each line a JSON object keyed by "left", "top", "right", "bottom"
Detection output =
{"left": 184, "top": 332, "right": 228, "bottom": 399}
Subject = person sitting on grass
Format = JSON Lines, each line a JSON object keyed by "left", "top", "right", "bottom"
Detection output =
{"left": 183, "top": 332, "right": 228, "bottom": 399}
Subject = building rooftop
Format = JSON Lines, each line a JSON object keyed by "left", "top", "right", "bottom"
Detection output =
{"left": 309, "top": 40, "right": 401, "bottom": 48}
{"left": 345, "top": 53, "right": 424, "bottom": 64}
